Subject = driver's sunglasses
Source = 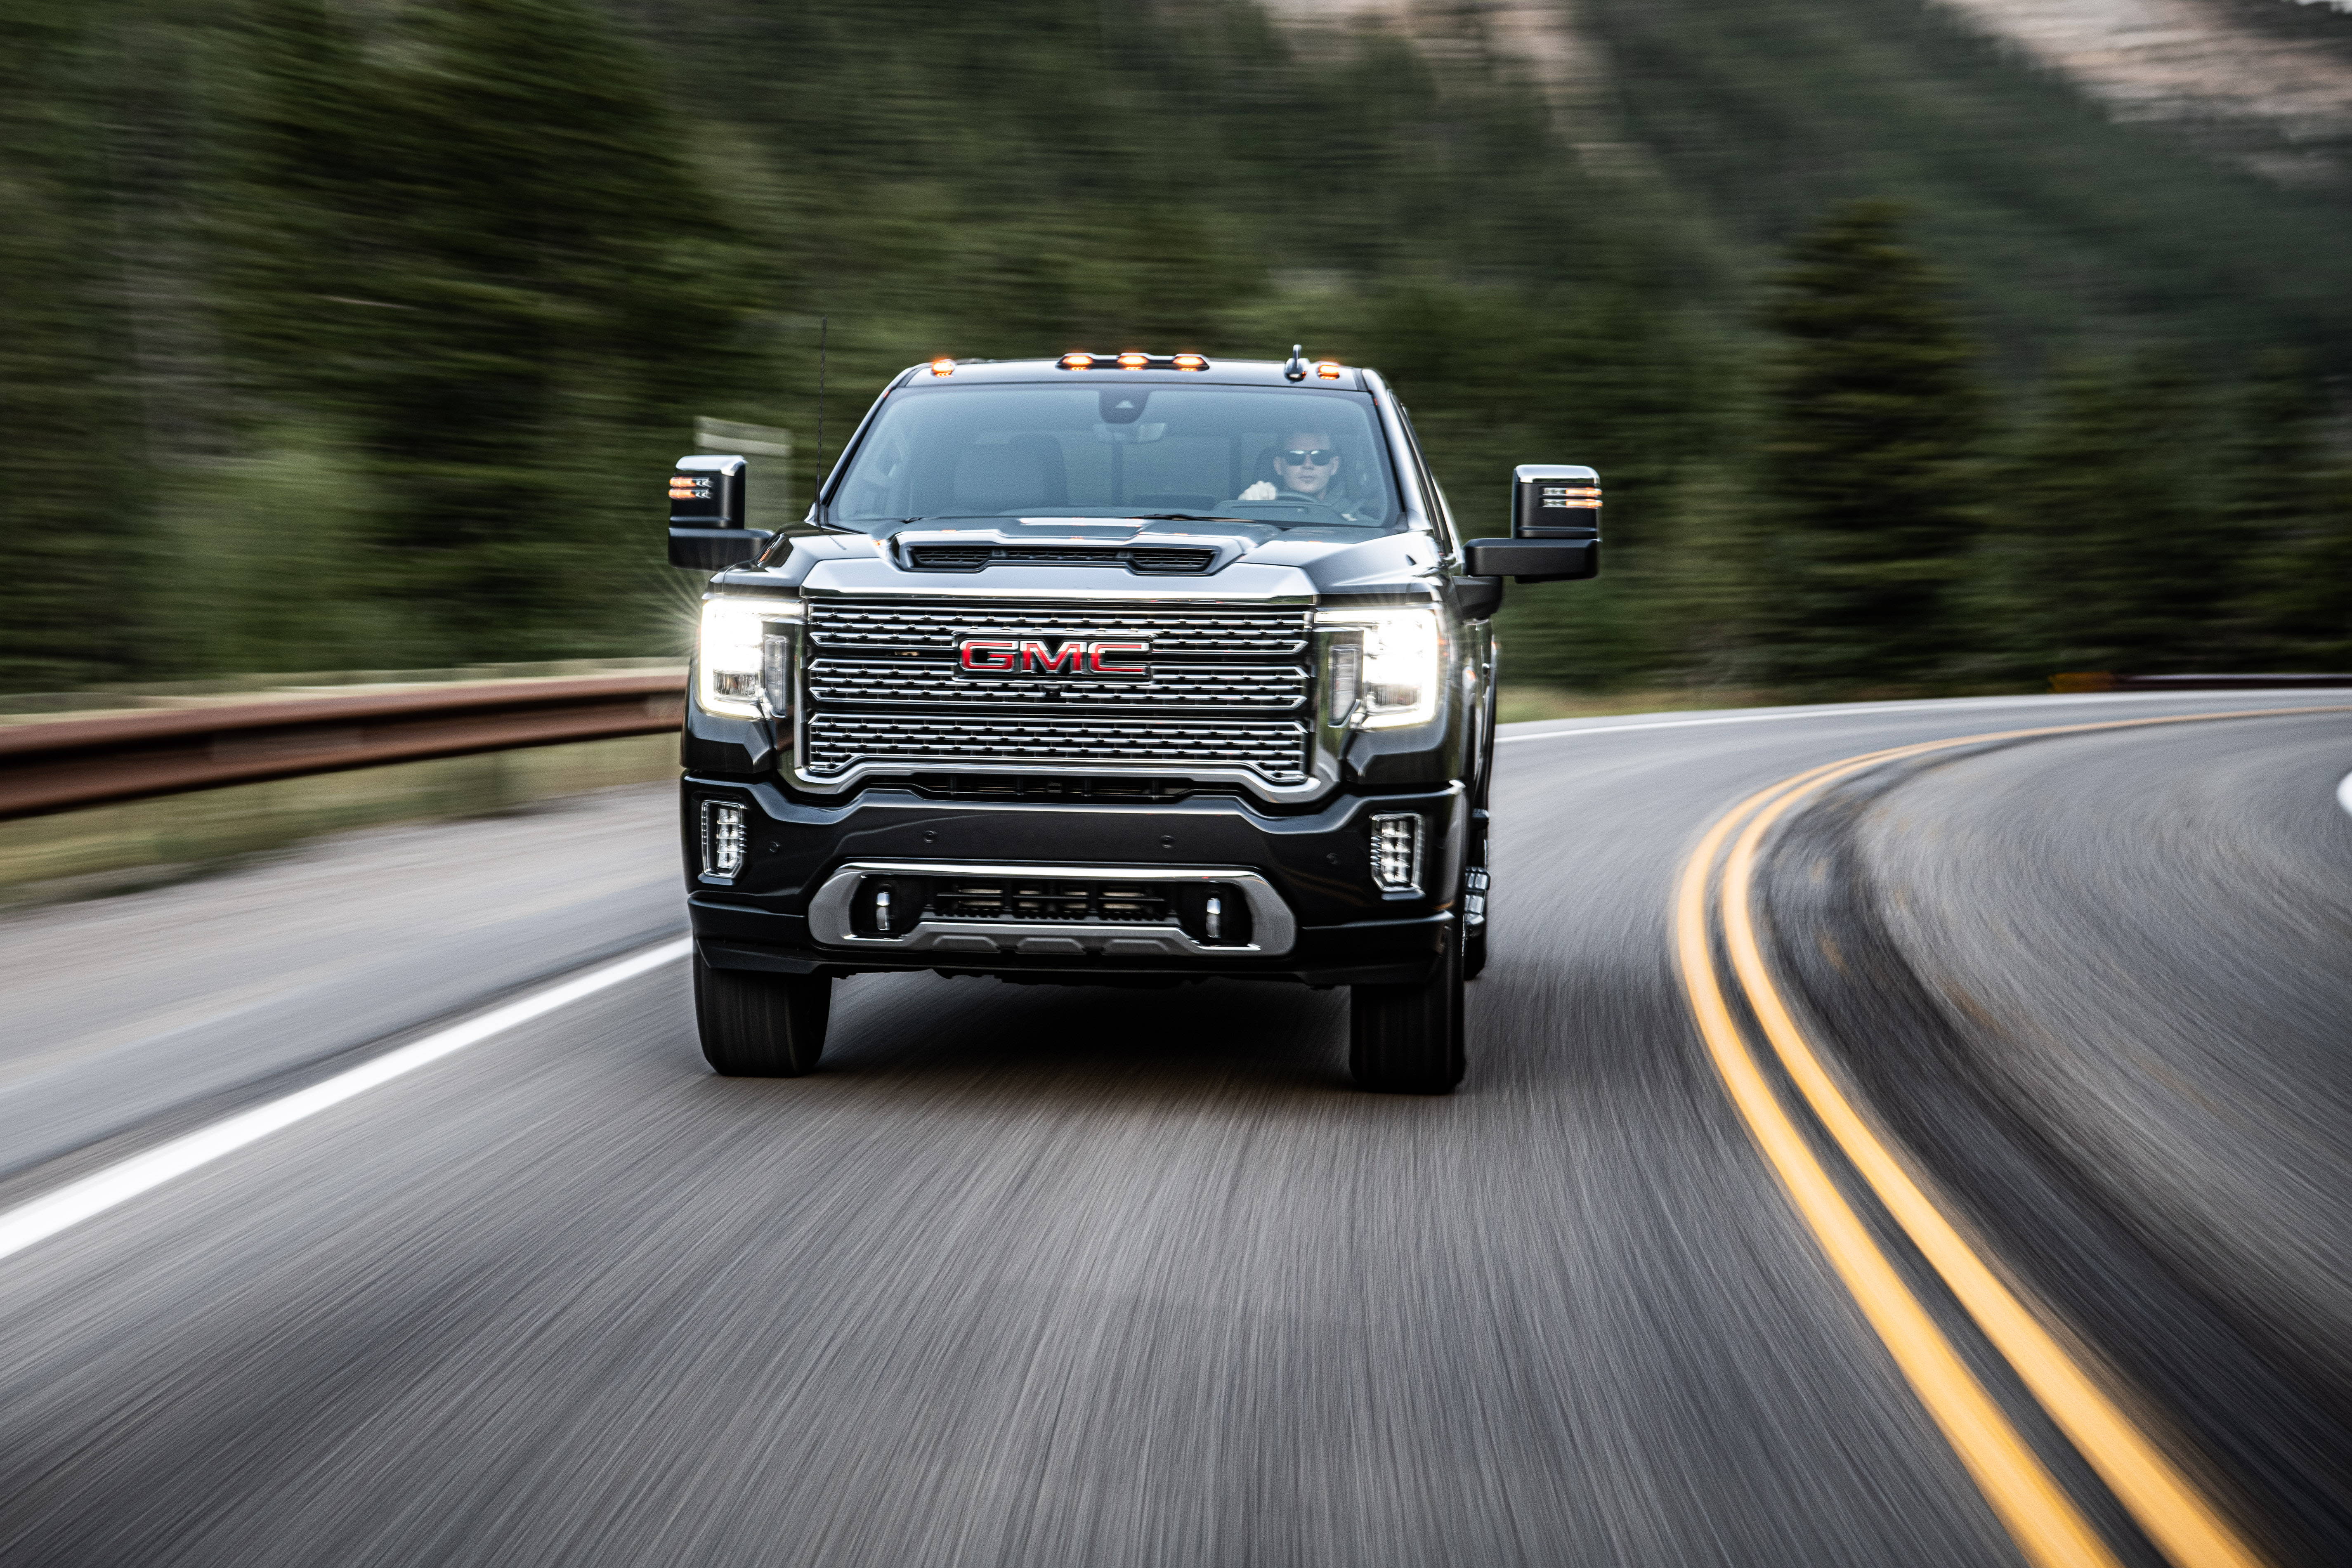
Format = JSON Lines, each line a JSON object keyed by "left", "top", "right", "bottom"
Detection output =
{"left": 1278, "top": 449, "right": 1339, "bottom": 465}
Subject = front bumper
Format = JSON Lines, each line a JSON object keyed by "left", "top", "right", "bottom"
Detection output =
{"left": 682, "top": 777, "right": 1465, "bottom": 985}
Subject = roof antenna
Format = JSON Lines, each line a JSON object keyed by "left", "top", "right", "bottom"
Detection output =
{"left": 815, "top": 315, "right": 829, "bottom": 481}
{"left": 1282, "top": 342, "right": 1309, "bottom": 382}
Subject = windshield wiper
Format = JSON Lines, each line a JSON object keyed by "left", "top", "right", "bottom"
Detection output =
{"left": 1126, "top": 512, "right": 1255, "bottom": 524}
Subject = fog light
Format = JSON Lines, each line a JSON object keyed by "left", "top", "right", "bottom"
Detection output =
{"left": 1370, "top": 813, "right": 1423, "bottom": 893}
{"left": 700, "top": 800, "right": 747, "bottom": 880}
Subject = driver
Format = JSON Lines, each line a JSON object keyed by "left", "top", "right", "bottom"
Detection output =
{"left": 1241, "top": 430, "right": 1342, "bottom": 504}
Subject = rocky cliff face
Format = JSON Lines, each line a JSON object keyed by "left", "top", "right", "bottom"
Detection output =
{"left": 1268, "top": 0, "right": 2352, "bottom": 186}
{"left": 1936, "top": 0, "right": 2352, "bottom": 182}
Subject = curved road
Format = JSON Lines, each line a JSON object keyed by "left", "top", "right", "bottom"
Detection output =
{"left": 0, "top": 692, "right": 2343, "bottom": 1567}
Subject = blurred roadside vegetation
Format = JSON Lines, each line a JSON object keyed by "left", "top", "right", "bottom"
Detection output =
{"left": 0, "top": 733, "right": 677, "bottom": 909}
{"left": 4, "top": 0, "right": 2350, "bottom": 702}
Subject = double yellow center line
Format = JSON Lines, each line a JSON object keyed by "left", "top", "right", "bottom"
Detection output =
{"left": 1673, "top": 706, "right": 2347, "bottom": 1568}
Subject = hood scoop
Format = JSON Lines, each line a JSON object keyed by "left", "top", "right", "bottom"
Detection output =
{"left": 892, "top": 527, "right": 1241, "bottom": 575}
{"left": 905, "top": 543, "right": 1215, "bottom": 574}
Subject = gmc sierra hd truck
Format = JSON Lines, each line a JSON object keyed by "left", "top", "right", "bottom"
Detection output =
{"left": 668, "top": 347, "right": 1599, "bottom": 1093}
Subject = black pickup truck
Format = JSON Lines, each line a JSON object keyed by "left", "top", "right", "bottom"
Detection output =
{"left": 670, "top": 348, "right": 1599, "bottom": 1092}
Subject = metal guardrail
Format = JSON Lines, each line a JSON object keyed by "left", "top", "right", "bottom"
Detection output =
{"left": 0, "top": 671, "right": 685, "bottom": 822}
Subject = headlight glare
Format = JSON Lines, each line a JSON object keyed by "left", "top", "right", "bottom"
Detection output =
{"left": 1320, "top": 607, "right": 1440, "bottom": 729}
{"left": 697, "top": 597, "right": 797, "bottom": 718}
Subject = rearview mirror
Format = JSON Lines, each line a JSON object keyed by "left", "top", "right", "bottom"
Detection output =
{"left": 668, "top": 454, "right": 775, "bottom": 570}
{"left": 1458, "top": 464, "right": 1601, "bottom": 600}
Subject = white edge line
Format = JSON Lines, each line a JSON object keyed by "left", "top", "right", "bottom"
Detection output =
{"left": 1495, "top": 690, "right": 2321, "bottom": 744}
{"left": 0, "top": 935, "right": 693, "bottom": 1266}
{"left": 2338, "top": 769, "right": 2352, "bottom": 820}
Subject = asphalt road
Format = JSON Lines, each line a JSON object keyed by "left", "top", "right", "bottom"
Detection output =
{"left": 0, "top": 691, "right": 2343, "bottom": 1567}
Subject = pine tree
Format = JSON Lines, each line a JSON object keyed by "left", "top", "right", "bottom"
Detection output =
{"left": 220, "top": 0, "right": 748, "bottom": 663}
{"left": 0, "top": 0, "right": 147, "bottom": 689}
{"left": 2224, "top": 360, "right": 2352, "bottom": 669}
{"left": 1754, "top": 201, "right": 1985, "bottom": 685}
{"left": 1999, "top": 357, "right": 2213, "bottom": 675}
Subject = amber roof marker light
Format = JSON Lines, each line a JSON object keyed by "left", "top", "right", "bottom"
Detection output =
{"left": 1315, "top": 360, "right": 1344, "bottom": 380}
{"left": 1060, "top": 350, "right": 1210, "bottom": 371}
{"left": 928, "top": 358, "right": 955, "bottom": 376}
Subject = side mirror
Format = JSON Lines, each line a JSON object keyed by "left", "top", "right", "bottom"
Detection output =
{"left": 1458, "top": 464, "right": 1601, "bottom": 599}
{"left": 668, "top": 454, "right": 776, "bottom": 570}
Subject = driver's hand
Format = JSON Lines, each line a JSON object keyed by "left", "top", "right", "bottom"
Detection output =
{"left": 1239, "top": 481, "right": 1277, "bottom": 501}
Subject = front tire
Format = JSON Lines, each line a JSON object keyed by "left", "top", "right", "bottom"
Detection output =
{"left": 695, "top": 952, "right": 830, "bottom": 1076}
{"left": 1349, "top": 923, "right": 1466, "bottom": 1094}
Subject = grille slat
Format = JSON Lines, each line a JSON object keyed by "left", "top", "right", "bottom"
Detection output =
{"left": 808, "top": 601, "right": 1309, "bottom": 657}
{"left": 808, "top": 656, "right": 1304, "bottom": 710}
{"left": 931, "top": 881, "right": 1171, "bottom": 923}
{"left": 807, "top": 714, "right": 1310, "bottom": 781}
{"left": 800, "top": 598, "right": 1315, "bottom": 785}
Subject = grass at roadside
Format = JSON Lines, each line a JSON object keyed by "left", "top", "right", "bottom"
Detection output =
{"left": 1495, "top": 685, "right": 1786, "bottom": 724}
{"left": 0, "top": 734, "right": 677, "bottom": 911}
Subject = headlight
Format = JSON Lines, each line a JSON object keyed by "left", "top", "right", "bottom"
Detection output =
{"left": 1319, "top": 607, "right": 1441, "bottom": 729}
{"left": 697, "top": 597, "right": 799, "bottom": 719}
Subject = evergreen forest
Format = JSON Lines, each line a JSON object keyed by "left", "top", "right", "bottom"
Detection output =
{"left": 5, "top": 0, "right": 2351, "bottom": 697}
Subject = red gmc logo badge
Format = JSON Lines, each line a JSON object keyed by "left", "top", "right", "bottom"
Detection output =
{"left": 959, "top": 638, "right": 1148, "bottom": 675}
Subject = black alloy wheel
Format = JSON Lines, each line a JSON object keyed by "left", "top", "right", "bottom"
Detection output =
{"left": 694, "top": 951, "right": 831, "bottom": 1076}
{"left": 1348, "top": 922, "right": 1466, "bottom": 1093}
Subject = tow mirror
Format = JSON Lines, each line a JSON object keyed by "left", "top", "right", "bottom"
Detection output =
{"left": 668, "top": 454, "right": 775, "bottom": 570}
{"left": 1461, "top": 464, "right": 1601, "bottom": 595}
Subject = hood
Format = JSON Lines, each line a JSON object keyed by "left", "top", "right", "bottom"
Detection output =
{"left": 720, "top": 517, "right": 1448, "bottom": 600}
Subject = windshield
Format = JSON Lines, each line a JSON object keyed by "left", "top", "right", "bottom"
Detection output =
{"left": 829, "top": 384, "right": 1404, "bottom": 530}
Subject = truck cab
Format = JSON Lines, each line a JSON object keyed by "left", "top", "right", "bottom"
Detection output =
{"left": 671, "top": 349, "right": 1599, "bottom": 1092}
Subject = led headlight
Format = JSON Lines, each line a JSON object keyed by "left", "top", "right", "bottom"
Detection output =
{"left": 697, "top": 597, "right": 799, "bottom": 719}
{"left": 1319, "top": 607, "right": 1441, "bottom": 729}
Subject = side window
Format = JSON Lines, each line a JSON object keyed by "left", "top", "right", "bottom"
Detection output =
{"left": 1392, "top": 402, "right": 1459, "bottom": 553}
{"left": 840, "top": 426, "right": 911, "bottom": 519}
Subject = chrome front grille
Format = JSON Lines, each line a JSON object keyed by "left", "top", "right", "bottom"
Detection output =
{"left": 797, "top": 597, "right": 1317, "bottom": 787}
